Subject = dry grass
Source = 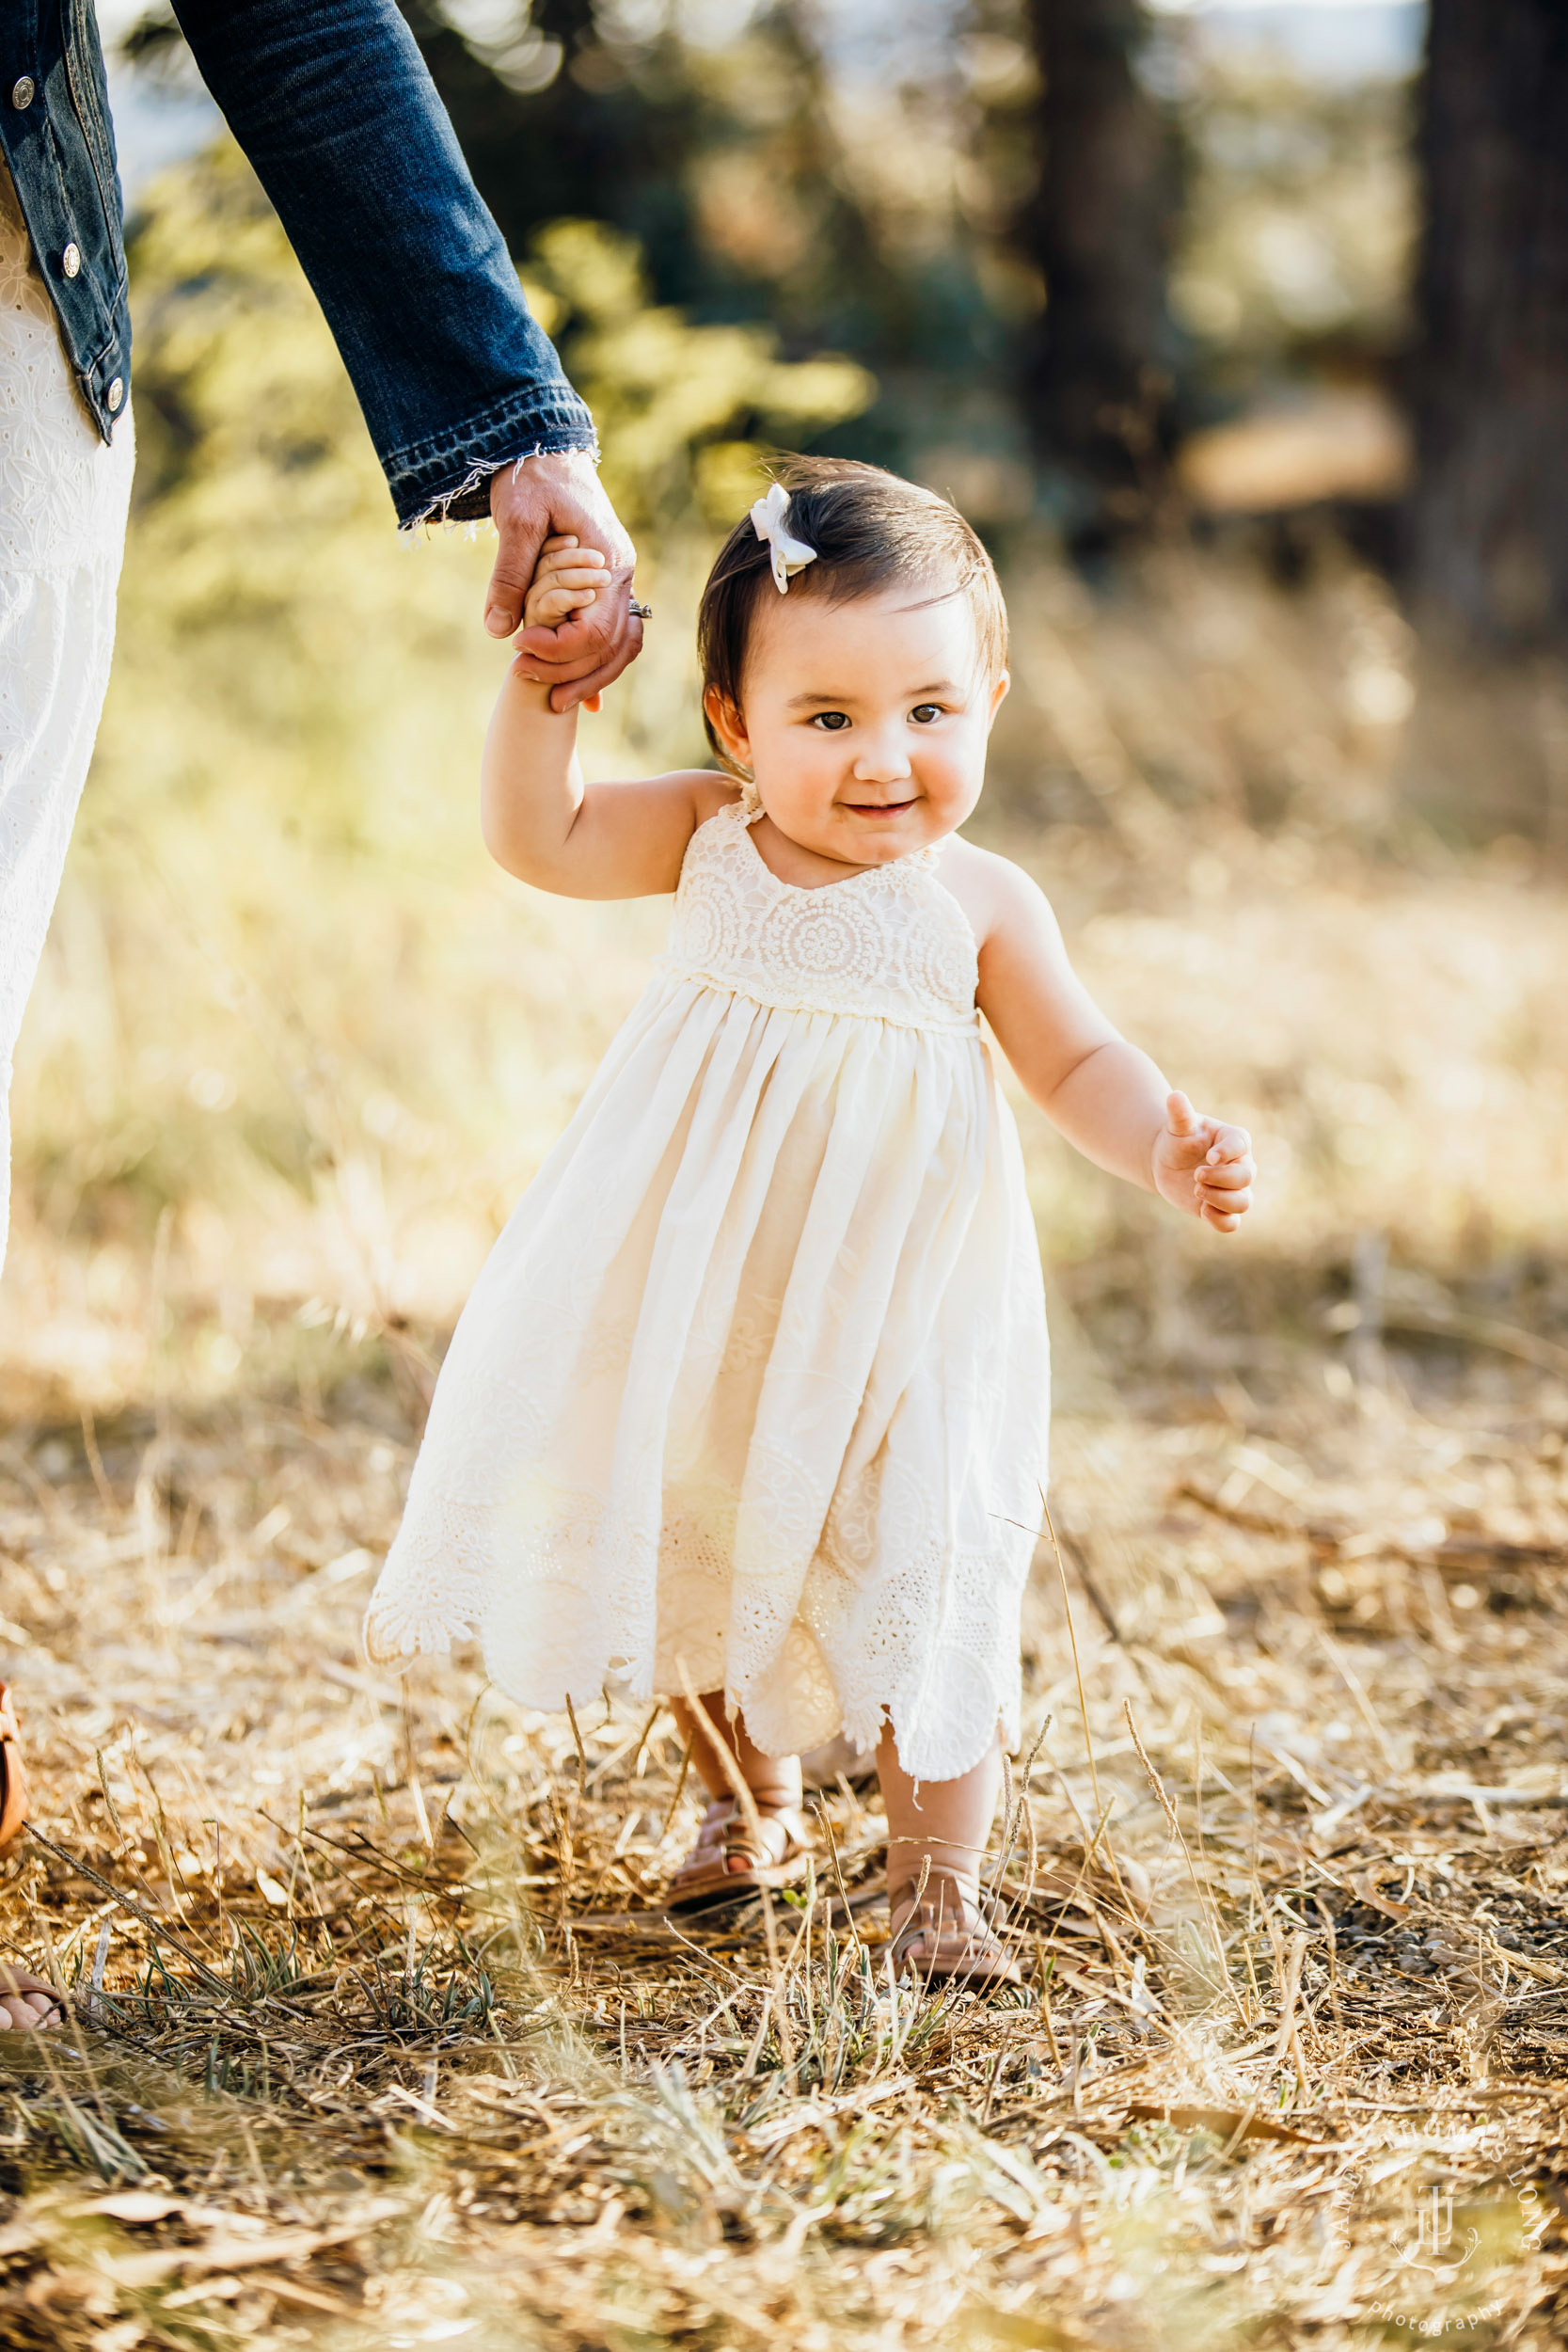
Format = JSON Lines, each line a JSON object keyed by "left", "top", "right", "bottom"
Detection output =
{"left": 6, "top": 476, "right": 1568, "bottom": 2343}
{"left": 1, "top": 1344, "right": 1567, "bottom": 2347}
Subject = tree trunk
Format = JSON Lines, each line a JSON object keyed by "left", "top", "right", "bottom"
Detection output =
{"left": 1410, "top": 0, "right": 1568, "bottom": 643}
{"left": 1015, "top": 0, "right": 1178, "bottom": 536}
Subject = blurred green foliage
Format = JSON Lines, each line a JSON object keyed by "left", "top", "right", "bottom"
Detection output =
{"left": 406, "top": 0, "right": 1004, "bottom": 469}
{"left": 15, "top": 137, "right": 867, "bottom": 1254}
{"left": 120, "top": 2, "right": 1422, "bottom": 514}
{"left": 115, "top": 139, "right": 870, "bottom": 834}
{"left": 519, "top": 217, "right": 873, "bottom": 535}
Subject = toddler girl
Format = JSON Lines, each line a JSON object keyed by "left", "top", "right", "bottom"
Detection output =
{"left": 367, "top": 459, "right": 1254, "bottom": 1984}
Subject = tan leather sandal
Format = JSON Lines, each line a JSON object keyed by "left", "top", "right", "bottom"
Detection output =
{"left": 0, "top": 1685, "right": 29, "bottom": 1854}
{"left": 665, "top": 1791, "right": 816, "bottom": 1911}
{"left": 890, "top": 1867, "right": 1023, "bottom": 1989}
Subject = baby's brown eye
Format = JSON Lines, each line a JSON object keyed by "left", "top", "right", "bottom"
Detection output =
{"left": 813, "top": 711, "right": 850, "bottom": 731}
{"left": 911, "top": 705, "right": 942, "bottom": 724}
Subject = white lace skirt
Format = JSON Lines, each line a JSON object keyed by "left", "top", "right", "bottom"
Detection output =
{"left": 0, "top": 164, "right": 134, "bottom": 1269}
{"left": 367, "top": 973, "right": 1051, "bottom": 1781}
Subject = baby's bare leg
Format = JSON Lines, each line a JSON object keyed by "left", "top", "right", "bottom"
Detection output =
{"left": 877, "top": 1725, "right": 1003, "bottom": 1901}
{"left": 663, "top": 1692, "right": 808, "bottom": 1900}
{"left": 878, "top": 1726, "right": 1019, "bottom": 1979}
{"left": 670, "top": 1690, "right": 801, "bottom": 1808}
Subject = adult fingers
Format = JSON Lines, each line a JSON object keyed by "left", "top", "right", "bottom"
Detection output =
{"left": 514, "top": 596, "right": 625, "bottom": 677}
{"left": 546, "top": 612, "right": 646, "bottom": 711}
{"left": 488, "top": 454, "right": 639, "bottom": 657}
{"left": 515, "top": 586, "right": 644, "bottom": 700}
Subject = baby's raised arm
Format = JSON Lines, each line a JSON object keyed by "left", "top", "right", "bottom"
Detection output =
{"left": 969, "top": 854, "right": 1255, "bottom": 1232}
{"left": 481, "top": 538, "right": 728, "bottom": 900}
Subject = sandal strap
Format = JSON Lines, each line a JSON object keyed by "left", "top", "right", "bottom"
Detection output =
{"left": 669, "top": 1792, "right": 812, "bottom": 1892}
{"left": 722, "top": 1803, "right": 810, "bottom": 1869}
{"left": 889, "top": 1869, "right": 1018, "bottom": 1977}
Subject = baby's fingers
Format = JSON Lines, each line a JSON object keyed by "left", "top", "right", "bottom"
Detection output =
{"left": 1197, "top": 1166, "right": 1252, "bottom": 1231}
{"left": 1203, "top": 1121, "right": 1253, "bottom": 1166}
{"left": 537, "top": 541, "right": 606, "bottom": 578}
{"left": 539, "top": 564, "right": 612, "bottom": 595}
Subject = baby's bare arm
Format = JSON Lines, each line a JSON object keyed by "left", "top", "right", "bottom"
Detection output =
{"left": 970, "top": 852, "right": 1254, "bottom": 1229}
{"left": 483, "top": 545, "right": 730, "bottom": 897}
{"left": 482, "top": 665, "right": 731, "bottom": 898}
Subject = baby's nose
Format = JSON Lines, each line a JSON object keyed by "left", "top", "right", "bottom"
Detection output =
{"left": 852, "top": 738, "right": 912, "bottom": 780}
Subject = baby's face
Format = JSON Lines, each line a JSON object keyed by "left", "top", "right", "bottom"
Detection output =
{"left": 710, "top": 581, "right": 1007, "bottom": 870}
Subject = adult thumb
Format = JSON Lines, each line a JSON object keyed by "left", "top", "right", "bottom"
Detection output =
{"left": 1165, "top": 1089, "right": 1199, "bottom": 1136}
{"left": 485, "top": 536, "right": 537, "bottom": 637}
{"left": 484, "top": 494, "right": 551, "bottom": 637}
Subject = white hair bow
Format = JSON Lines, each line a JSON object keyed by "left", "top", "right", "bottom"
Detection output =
{"left": 749, "top": 483, "right": 817, "bottom": 594}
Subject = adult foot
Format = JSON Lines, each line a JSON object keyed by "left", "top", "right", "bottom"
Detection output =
{"left": 0, "top": 1965, "right": 60, "bottom": 2030}
{"left": 889, "top": 1867, "right": 1022, "bottom": 1988}
{"left": 666, "top": 1789, "right": 815, "bottom": 1910}
{"left": 0, "top": 1682, "right": 29, "bottom": 1852}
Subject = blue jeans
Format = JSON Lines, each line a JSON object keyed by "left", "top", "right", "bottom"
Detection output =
{"left": 0, "top": 0, "right": 594, "bottom": 522}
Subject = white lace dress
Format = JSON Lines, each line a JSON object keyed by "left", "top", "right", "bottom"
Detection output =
{"left": 367, "top": 800, "right": 1051, "bottom": 1778}
{"left": 0, "top": 163, "right": 134, "bottom": 1268}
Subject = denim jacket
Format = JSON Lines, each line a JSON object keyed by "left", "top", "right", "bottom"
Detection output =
{"left": 0, "top": 0, "right": 596, "bottom": 524}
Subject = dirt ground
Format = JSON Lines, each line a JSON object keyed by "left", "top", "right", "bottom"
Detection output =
{"left": 0, "top": 1327, "right": 1566, "bottom": 2349}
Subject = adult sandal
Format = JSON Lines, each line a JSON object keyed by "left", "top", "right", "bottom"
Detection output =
{"left": 665, "top": 1791, "right": 816, "bottom": 1911}
{"left": 0, "top": 1685, "right": 29, "bottom": 1853}
{"left": 889, "top": 1867, "right": 1023, "bottom": 1989}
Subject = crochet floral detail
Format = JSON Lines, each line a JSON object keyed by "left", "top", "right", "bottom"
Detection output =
{"left": 658, "top": 803, "right": 980, "bottom": 1034}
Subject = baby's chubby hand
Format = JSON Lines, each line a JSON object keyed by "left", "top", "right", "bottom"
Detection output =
{"left": 515, "top": 538, "right": 610, "bottom": 710}
{"left": 522, "top": 533, "right": 613, "bottom": 630}
{"left": 513, "top": 535, "right": 613, "bottom": 709}
{"left": 1152, "top": 1091, "right": 1255, "bottom": 1233}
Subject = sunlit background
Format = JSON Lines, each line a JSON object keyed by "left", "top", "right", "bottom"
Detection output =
{"left": 5, "top": 0, "right": 1563, "bottom": 1440}
{"left": 4, "top": 11, "right": 1568, "bottom": 2335}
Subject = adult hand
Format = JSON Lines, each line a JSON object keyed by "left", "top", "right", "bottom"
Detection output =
{"left": 484, "top": 451, "right": 641, "bottom": 710}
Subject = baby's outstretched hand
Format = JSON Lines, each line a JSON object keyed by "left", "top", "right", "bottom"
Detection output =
{"left": 1153, "top": 1091, "right": 1255, "bottom": 1233}
{"left": 522, "top": 533, "right": 613, "bottom": 631}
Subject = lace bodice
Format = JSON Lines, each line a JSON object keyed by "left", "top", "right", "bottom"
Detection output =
{"left": 658, "top": 803, "right": 980, "bottom": 1033}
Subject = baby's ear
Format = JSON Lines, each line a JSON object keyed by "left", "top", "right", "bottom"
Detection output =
{"left": 703, "top": 685, "right": 749, "bottom": 763}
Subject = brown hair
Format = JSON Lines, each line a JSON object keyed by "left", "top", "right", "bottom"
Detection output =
{"left": 697, "top": 456, "right": 1008, "bottom": 766}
